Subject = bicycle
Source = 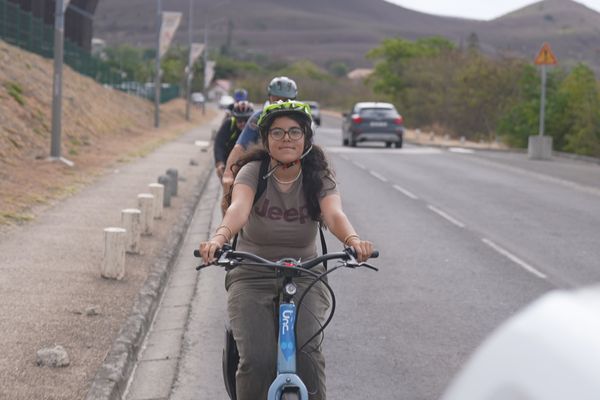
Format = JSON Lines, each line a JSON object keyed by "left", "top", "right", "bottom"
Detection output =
{"left": 194, "top": 244, "right": 379, "bottom": 400}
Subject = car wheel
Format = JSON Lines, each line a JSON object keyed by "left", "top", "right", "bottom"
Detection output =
{"left": 385, "top": 142, "right": 392, "bottom": 148}
{"left": 342, "top": 138, "right": 348, "bottom": 146}
{"left": 350, "top": 139, "right": 357, "bottom": 147}
{"left": 395, "top": 139, "right": 403, "bottom": 148}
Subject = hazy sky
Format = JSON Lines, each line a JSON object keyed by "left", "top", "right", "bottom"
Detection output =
{"left": 385, "top": 0, "right": 600, "bottom": 20}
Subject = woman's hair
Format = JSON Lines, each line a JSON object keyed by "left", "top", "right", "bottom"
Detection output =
{"left": 225, "top": 143, "right": 336, "bottom": 222}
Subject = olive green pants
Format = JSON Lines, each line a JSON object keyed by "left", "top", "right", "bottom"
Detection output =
{"left": 226, "top": 266, "right": 331, "bottom": 400}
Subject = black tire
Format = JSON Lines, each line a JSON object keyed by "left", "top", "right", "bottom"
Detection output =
{"left": 385, "top": 142, "right": 392, "bottom": 148}
{"left": 350, "top": 139, "right": 357, "bottom": 147}
{"left": 222, "top": 327, "right": 239, "bottom": 400}
{"left": 342, "top": 138, "right": 348, "bottom": 146}
{"left": 281, "top": 390, "right": 300, "bottom": 400}
{"left": 395, "top": 138, "right": 403, "bottom": 148}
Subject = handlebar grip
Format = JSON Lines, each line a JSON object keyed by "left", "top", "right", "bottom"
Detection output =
{"left": 193, "top": 246, "right": 227, "bottom": 259}
{"left": 346, "top": 247, "right": 380, "bottom": 259}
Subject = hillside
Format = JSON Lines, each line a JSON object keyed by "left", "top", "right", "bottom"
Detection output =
{"left": 0, "top": 39, "right": 214, "bottom": 225}
{"left": 479, "top": 0, "right": 600, "bottom": 68}
{"left": 94, "top": 0, "right": 475, "bottom": 67}
{"left": 93, "top": 0, "right": 600, "bottom": 71}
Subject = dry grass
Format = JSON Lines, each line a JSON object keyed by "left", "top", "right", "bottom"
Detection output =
{"left": 0, "top": 39, "right": 216, "bottom": 228}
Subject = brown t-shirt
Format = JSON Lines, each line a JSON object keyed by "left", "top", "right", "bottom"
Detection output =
{"left": 234, "top": 160, "right": 337, "bottom": 263}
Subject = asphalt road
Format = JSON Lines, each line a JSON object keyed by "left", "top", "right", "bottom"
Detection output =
{"left": 137, "top": 114, "right": 600, "bottom": 400}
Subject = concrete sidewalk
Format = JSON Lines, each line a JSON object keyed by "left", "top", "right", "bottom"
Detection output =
{"left": 122, "top": 170, "right": 225, "bottom": 400}
{"left": 0, "top": 112, "right": 222, "bottom": 399}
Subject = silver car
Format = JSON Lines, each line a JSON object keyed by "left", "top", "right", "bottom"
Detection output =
{"left": 342, "top": 102, "right": 404, "bottom": 148}
{"left": 305, "top": 101, "right": 321, "bottom": 126}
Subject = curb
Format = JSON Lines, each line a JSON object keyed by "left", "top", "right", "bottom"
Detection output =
{"left": 85, "top": 166, "right": 213, "bottom": 400}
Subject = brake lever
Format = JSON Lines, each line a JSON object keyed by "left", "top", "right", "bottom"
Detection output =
{"left": 359, "top": 262, "right": 379, "bottom": 271}
{"left": 194, "top": 243, "right": 233, "bottom": 271}
{"left": 195, "top": 263, "right": 212, "bottom": 271}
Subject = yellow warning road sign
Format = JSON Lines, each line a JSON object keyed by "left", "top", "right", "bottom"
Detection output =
{"left": 534, "top": 42, "right": 558, "bottom": 65}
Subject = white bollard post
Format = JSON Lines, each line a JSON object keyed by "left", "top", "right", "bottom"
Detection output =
{"left": 148, "top": 183, "right": 164, "bottom": 219}
{"left": 121, "top": 209, "right": 141, "bottom": 254}
{"left": 137, "top": 193, "right": 155, "bottom": 236}
{"left": 101, "top": 227, "right": 127, "bottom": 280}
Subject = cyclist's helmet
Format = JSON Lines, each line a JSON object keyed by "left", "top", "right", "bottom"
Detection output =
{"left": 257, "top": 100, "right": 313, "bottom": 147}
{"left": 233, "top": 88, "right": 248, "bottom": 102}
{"left": 267, "top": 76, "right": 298, "bottom": 99}
{"left": 231, "top": 101, "right": 254, "bottom": 120}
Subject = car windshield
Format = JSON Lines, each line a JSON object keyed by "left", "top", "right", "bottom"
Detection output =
{"left": 359, "top": 108, "right": 397, "bottom": 118}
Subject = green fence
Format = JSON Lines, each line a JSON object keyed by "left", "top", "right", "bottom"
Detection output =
{"left": 0, "top": 0, "right": 179, "bottom": 103}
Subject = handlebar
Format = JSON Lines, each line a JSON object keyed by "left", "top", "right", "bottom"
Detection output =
{"left": 193, "top": 245, "right": 379, "bottom": 272}
{"left": 194, "top": 245, "right": 379, "bottom": 352}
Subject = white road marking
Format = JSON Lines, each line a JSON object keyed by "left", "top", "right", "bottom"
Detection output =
{"left": 448, "top": 147, "right": 475, "bottom": 154}
{"left": 326, "top": 147, "right": 443, "bottom": 155}
{"left": 370, "top": 171, "right": 388, "bottom": 182}
{"left": 353, "top": 162, "right": 367, "bottom": 170}
{"left": 427, "top": 205, "right": 466, "bottom": 228}
{"left": 481, "top": 238, "right": 547, "bottom": 279}
{"left": 194, "top": 140, "right": 210, "bottom": 148}
{"left": 393, "top": 185, "right": 419, "bottom": 199}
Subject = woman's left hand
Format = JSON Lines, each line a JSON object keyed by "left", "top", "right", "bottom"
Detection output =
{"left": 347, "top": 238, "right": 374, "bottom": 263}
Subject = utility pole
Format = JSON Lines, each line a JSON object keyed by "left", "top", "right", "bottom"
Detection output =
{"left": 538, "top": 64, "right": 547, "bottom": 136}
{"left": 50, "top": 0, "right": 73, "bottom": 166}
{"left": 185, "top": 0, "right": 193, "bottom": 121}
{"left": 202, "top": 23, "right": 208, "bottom": 116}
{"left": 154, "top": 0, "right": 162, "bottom": 128}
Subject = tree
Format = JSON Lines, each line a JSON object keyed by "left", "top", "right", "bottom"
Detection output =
{"left": 556, "top": 64, "right": 600, "bottom": 156}
{"left": 367, "top": 36, "right": 455, "bottom": 117}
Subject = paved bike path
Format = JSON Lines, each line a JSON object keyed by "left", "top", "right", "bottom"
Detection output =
{"left": 124, "top": 171, "right": 227, "bottom": 400}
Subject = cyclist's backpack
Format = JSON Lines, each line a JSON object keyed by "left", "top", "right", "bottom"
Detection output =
{"left": 232, "top": 157, "right": 328, "bottom": 264}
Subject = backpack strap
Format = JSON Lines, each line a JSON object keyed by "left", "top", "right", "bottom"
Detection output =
{"left": 232, "top": 157, "right": 270, "bottom": 250}
{"left": 254, "top": 157, "right": 270, "bottom": 206}
{"left": 319, "top": 223, "right": 328, "bottom": 269}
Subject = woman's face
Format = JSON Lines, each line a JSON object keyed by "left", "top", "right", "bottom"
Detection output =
{"left": 267, "top": 116, "right": 305, "bottom": 163}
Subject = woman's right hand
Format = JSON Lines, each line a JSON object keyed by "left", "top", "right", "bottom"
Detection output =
{"left": 199, "top": 235, "right": 227, "bottom": 264}
{"left": 347, "top": 238, "right": 374, "bottom": 263}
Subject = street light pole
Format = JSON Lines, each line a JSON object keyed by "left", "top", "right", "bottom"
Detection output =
{"left": 50, "top": 0, "right": 73, "bottom": 166}
{"left": 154, "top": 0, "right": 162, "bottom": 128}
{"left": 202, "top": 23, "right": 208, "bottom": 116}
{"left": 185, "top": 0, "right": 193, "bottom": 121}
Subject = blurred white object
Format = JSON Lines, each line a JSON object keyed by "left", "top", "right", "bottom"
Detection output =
{"left": 441, "top": 286, "right": 600, "bottom": 400}
{"left": 191, "top": 92, "right": 205, "bottom": 104}
{"left": 218, "top": 95, "right": 234, "bottom": 109}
